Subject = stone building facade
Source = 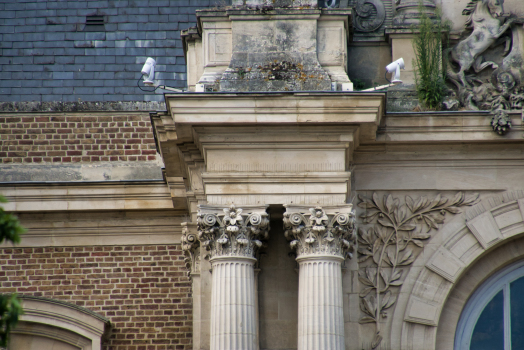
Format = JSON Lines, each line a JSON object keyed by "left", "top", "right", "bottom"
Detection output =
{"left": 1, "top": 0, "right": 524, "bottom": 350}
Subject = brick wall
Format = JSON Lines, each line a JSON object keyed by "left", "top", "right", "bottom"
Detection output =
{"left": 0, "top": 244, "right": 192, "bottom": 350}
{"left": 0, "top": 114, "right": 157, "bottom": 163}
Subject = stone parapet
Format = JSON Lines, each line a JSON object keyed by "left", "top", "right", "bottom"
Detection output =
{"left": 184, "top": 7, "right": 353, "bottom": 92}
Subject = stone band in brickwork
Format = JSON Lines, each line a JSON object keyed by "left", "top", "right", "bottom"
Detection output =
{"left": 0, "top": 244, "right": 192, "bottom": 350}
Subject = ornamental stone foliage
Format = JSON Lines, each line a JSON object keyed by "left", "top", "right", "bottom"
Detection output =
{"left": 181, "top": 223, "right": 200, "bottom": 277}
{"left": 357, "top": 192, "right": 479, "bottom": 349}
{"left": 196, "top": 205, "right": 270, "bottom": 260}
{"left": 445, "top": 0, "right": 524, "bottom": 133}
{"left": 283, "top": 205, "right": 356, "bottom": 259}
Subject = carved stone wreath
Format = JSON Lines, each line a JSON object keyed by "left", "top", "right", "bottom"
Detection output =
{"left": 196, "top": 205, "right": 270, "bottom": 260}
{"left": 284, "top": 205, "right": 356, "bottom": 259}
{"left": 357, "top": 192, "right": 479, "bottom": 349}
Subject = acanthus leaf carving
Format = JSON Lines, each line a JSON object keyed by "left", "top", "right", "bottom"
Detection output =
{"left": 197, "top": 205, "right": 269, "bottom": 260}
{"left": 357, "top": 192, "right": 479, "bottom": 349}
{"left": 181, "top": 223, "right": 200, "bottom": 277}
{"left": 284, "top": 205, "right": 356, "bottom": 259}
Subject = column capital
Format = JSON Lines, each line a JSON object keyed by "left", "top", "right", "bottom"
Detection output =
{"left": 284, "top": 204, "right": 356, "bottom": 259}
{"left": 197, "top": 204, "right": 270, "bottom": 260}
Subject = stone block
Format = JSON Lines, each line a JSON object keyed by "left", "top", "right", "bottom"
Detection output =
{"left": 466, "top": 211, "right": 503, "bottom": 249}
{"left": 425, "top": 247, "right": 465, "bottom": 283}
{"left": 404, "top": 295, "right": 439, "bottom": 326}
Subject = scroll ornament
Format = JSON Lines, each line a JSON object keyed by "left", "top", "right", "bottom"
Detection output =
{"left": 352, "top": 0, "right": 386, "bottom": 32}
{"left": 181, "top": 224, "right": 200, "bottom": 277}
{"left": 284, "top": 206, "right": 356, "bottom": 258}
{"left": 357, "top": 192, "right": 479, "bottom": 349}
{"left": 197, "top": 205, "right": 270, "bottom": 259}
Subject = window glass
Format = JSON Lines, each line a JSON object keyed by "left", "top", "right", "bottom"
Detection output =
{"left": 511, "top": 276, "right": 524, "bottom": 349}
{"left": 456, "top": 261, "right": 524, "bottom": 350}
{"left": 470, "top": 290, "right": 504, "bottom": 350}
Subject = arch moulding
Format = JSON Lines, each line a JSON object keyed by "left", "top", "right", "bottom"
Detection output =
{"left": 390, "top": 191, "right": 524, "bottom": 350}
{"left": 12, "top": 296, "right": 111, "bottom": 350}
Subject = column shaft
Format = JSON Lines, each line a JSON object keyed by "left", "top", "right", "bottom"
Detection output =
{"left": 297, "top": 256, "right": 344, "bottom": 350}
{"left": 210, "top": 256, "right": 258, "bottom": 350}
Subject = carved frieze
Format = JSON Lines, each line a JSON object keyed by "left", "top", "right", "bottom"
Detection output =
{"left": 357, "top": 192, "right": 479, "bottom": 349}
{"left": 283, "top": 205, "right": 356, "bottom": 259}
{"left": 196, "top": 205, "right": 270, "bottom": 260}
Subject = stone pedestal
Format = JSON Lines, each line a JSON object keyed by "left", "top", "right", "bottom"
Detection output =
{"left": 182, "top": 7, "right": 353, "bottom": 92}
{"left": 210, "top": 256, "right": 258, "bottom": 350}
{"left": 385, "top": 29, "right": 417, "bottom": 86}
{"left": 392, "top": 0, "right": 436, "bottom": 27}
{"left": 297, "top": 255, "right": 345, "bottom": 350}
{"left": 283, "top": 205, "right": 355, "bottom": 350}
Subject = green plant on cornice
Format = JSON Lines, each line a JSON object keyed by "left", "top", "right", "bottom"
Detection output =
{"left": 0, "top": 195, "right": 25, "bottom": 347}
{"left": 353, "top": 78, "right": 367, "bottom": 91}
{"left": 412, "top": 6, "right": 451, "bottom": 109}
{"left": 357, "top": 192, "right": 479, "bottom": 349}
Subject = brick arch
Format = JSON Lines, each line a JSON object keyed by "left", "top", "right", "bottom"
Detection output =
{"left": 388, "top": 192, "right": 524, "bottom": 350}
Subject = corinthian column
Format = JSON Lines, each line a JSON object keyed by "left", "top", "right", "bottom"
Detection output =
{"left": 197, "top": 205, "right": 269, "bottom": 350}
{"left": 284, "top": 205, "right": 355, "bottom": 350}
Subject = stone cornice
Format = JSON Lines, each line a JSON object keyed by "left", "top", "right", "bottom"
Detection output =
{"left": 378, "top": 111, "right": 524, "bottom": 142}
{"left": 0, "top": 181, "right": 174, "bottom": 212}
{"left": 4, "top": 209, "right": 183, "bottom": 247}
{"left": 284, "top": 204, "right": 356, "bottom": 259}
{"left": 151, "top": 92, "right": 385, "bottom": 209}
{"left": 164, "top": 92, "right": 384, "bottom": 135}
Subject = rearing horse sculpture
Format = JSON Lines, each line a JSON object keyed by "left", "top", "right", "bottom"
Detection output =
{"left": 448, "top": 0, "right": 515, "bottom": 88}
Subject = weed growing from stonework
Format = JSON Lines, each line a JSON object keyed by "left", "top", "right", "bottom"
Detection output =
{"left": 412, "top": 6, "right": 450, "bottom": 109}
{"left": 0, "top": 195, "right": 25, "bottom": 347}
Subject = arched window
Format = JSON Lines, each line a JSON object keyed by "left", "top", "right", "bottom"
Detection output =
{"left": 455, "top": 260, "right": 524, "bottom": 350}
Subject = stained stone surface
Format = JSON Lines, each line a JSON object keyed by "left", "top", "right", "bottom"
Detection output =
{"left": 219, "top": 9, "right": 332, "bottom": 92}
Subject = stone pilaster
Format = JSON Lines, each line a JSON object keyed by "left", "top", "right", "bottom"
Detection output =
{"left": 283, "top": 205, "right": 355, "bottom": 350}
{"left": 197, "top": 204, "right": 270, "bottom": 350}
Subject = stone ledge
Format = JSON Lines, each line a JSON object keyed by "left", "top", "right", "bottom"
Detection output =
{"left": 0, "top": 101, "right": 166, "bottom": 113}
{"left": 0, "top": 162, "right": 164, "bottom": 182}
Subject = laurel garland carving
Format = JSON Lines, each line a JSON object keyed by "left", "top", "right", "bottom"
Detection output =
{"left": 284, "top": 206, "right": 356, "bottom": 259}
{"left": 197, "top": 205, "right": 270, "bottom": 259}
{"left": 357, "top": 192, "right": 479, "bottom": 349}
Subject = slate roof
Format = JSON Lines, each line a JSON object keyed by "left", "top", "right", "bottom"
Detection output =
{"left": 0, "top": 0, "right": 224, "bottom": 103}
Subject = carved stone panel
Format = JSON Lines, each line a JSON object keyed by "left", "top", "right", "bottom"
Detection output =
{"left": 357, "top": 192, "right": 479, "bottom": 349}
